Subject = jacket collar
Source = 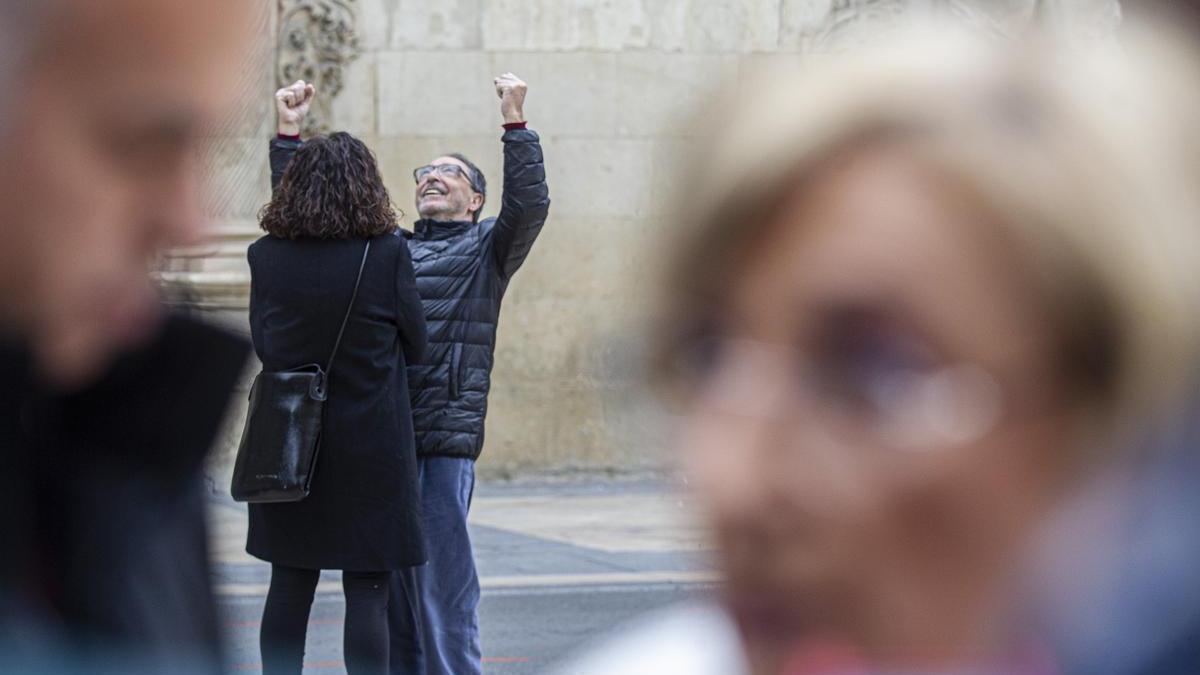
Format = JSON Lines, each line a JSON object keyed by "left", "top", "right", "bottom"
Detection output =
{"left": 414, "top": 218, "right": 474, "bottom": 241}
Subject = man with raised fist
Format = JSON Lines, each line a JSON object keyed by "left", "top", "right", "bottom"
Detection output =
{"left": 391, "top": 71, "right": 550, "bottom": 675}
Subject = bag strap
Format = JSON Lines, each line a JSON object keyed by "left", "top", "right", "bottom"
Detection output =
{"left": 324, "top": 240, "right": 371, "bottom": 375}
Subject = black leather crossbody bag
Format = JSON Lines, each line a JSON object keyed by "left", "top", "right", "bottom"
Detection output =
{"left": 231, "top": 240, "right": 371, "bottom": 503}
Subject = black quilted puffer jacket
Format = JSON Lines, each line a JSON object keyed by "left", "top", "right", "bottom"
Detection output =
{"left": 405, "top": 128, "right": 550, "bottom": 459}
{"left": 269, "top": 128, "right": 550, "bottom": 460}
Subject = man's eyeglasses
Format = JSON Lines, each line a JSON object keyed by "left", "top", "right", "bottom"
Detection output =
{"left": 413, "top": 164, "right": 467, "bottom": 183}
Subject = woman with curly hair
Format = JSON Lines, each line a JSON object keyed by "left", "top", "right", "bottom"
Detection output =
{"left": 246, "top": 81, "right": 427, "bottom": 675}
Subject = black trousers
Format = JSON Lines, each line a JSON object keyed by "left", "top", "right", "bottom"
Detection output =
{"left": 260, "top": 564, "right": 390, "bottom": 675}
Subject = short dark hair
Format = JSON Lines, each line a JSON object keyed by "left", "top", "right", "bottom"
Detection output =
{"left": 260, "top": 132, "right": 399, "bottom": 239}
{"left": 447, "top": 153, "right": 486, "bottom": 222}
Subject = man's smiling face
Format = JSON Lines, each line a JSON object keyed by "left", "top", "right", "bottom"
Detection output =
{"left": 415, "top": 155, "right": 481, "bottom": 222}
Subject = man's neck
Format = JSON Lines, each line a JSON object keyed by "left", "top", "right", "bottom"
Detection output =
{"left": 415, "top": 217, "right": 474, "bottom": 240}
{"left": 423, "top": 214, "right": 472, "bottom": 223}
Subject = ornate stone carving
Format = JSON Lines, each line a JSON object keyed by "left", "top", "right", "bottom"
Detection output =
{"left": 277, "top": 0, "right": 360, "bottom": 135}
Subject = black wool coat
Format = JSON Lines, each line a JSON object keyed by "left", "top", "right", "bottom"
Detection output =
{"left": 245, "top": 230, "right": 428, "bottom": 571}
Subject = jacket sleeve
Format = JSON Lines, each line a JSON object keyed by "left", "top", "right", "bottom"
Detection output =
{"left": 269, "top": 137, "right": 304, "bottom": 191}
{"left": 395, "top": 234, "right": 428, "bottom": 363}
{"left": 489, "top": 128, "right": 551, "bottom": 281}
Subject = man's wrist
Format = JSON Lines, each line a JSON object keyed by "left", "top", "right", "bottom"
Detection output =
{"left": 502, "top": 121, "right": 527, "bottom": 131}
{"left": 277, "top": 121, "right": 301, "bottom": 137}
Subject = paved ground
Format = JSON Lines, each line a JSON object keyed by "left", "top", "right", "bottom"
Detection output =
{"left": 210, "top": 479, "right": 718, "bottom": 674}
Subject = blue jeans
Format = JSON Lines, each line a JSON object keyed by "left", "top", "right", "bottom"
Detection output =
{"left": 388, "top": 457, "right": 481, "bottom": 675}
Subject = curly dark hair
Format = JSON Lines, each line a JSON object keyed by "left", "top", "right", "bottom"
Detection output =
{"left": 260, "top": 132, "right": 400, "bottom": 239}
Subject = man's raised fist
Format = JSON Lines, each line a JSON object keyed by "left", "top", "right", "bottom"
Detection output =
{"left": 275, "top": 80, "right": 315, "bottom": 136}
{"left": 494, "top": 73, "right": 527, "bottom": 125}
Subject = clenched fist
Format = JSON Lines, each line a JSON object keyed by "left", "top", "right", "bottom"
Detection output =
{"left": 494, "top": 73, "right": 527, "bottom": 125}
{"left": 275, "top": 80, "right": 315, "bottom": 136}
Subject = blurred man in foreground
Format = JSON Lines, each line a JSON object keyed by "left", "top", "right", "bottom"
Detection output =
{"left": 0, "top": 0, "right": 258, "bottom": 671}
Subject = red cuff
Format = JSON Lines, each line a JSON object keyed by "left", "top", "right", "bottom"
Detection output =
{"left": 277, "top": 133, "right": 301, "bottom": 141}
{"left": 502, "top": 121, "right": 527, "bottom": 131}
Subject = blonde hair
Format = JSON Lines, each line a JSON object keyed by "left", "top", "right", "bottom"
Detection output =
{"left": 661, "top": 21, "right": 1200, "bottom": 448}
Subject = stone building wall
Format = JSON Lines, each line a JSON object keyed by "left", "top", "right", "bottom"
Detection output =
{"left": 167, "top": 0, "right": 1121, "bottom": 479}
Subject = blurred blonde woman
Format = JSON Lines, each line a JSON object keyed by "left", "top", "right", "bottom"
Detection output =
{"left": 561, "top": 21, "right": 1200, "bottom": 675}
